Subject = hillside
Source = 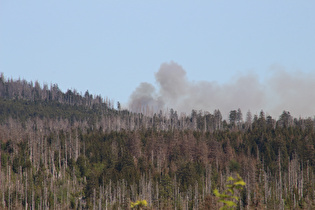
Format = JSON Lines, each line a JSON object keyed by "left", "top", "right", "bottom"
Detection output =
{"left": 0, "top": 75, "right": 314, "bottom": 209}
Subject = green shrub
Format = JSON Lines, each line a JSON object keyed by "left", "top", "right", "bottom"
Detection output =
{"left": 214, "top": 174, "right": 245, "bottom": 210}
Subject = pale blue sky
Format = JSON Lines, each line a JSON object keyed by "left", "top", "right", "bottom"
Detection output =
{"left": 1, "top": 1, "right": 315, "bottom": 111}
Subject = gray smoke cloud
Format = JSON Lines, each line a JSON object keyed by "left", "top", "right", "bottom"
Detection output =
{"left": 129, "top": 61, "right": 315, "bottom": 119}
{"left": 128, "top": 82, "right": 164, "bottom": 113}
{"left": 266, "top": 68, "right": 315, "bottom": 118}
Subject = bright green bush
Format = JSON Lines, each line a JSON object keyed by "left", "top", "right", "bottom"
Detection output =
{"left": 214, "top": 174, "right": 246, "bottom": 210}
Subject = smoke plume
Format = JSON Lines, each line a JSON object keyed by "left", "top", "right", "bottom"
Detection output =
{"left": 129, "top": 61, "right": 315, "bottom": 118}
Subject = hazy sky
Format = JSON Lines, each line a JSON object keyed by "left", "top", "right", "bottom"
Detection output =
{"left": 1, "top": 1, "right": 315, "bottom": 118}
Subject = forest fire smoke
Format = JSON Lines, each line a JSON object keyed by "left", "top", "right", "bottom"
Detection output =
{"left": 129, "top": 61, "right": 315, "bottom": 118}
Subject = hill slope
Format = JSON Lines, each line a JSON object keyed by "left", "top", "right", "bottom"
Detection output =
{"left": 0, "top": 75, "right": 314, "bottom": 209}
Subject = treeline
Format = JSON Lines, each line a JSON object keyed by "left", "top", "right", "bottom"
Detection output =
{"left": 0, "top": 75, "right": 314, "bottom": 209}
{"left": 0, "top": 73, "right": 114, "bottom": 108}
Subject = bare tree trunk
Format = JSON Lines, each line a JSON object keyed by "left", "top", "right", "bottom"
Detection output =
{"left": 39, "top": 191, "right": 42, "bottom": 210}
{"left": 2, "top": 191, "right": 5, "bottom": 209}
{"left": 32, "top": 189, "right": 34, "bottom": 210}
{"left": 53, "top": 186, "right": 56, "bottom": 210}
{"left": 67, "top": 180, "right": 70, "bottom": 209}
{"left": 278, "top": 150, "right": 282, "bottom": 202}
{"left": 75, "top": 129, "right": 79, "bottom": 162}
{"left": 25, "top": 171, "right": 27, "bottom": 210}
{"left": 99, "top": 185, "right": 102, "bottom": 210}
{"left": 0, "top": 150, "right": 1, "bottom": 192}
{"left": 69, "top": 131, "right": 72, "bottom": 160}
{"left": 8, "top": 165, "right": 11, "bottom": 210}
{"left": 93, "top": 188, "right": 96, "bottom": 210}
{"left": 65, "top": 138, "right": 68, "bottom": 169}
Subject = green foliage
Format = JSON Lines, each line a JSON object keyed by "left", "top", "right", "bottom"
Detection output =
{"left": 214, "top": 174, "right": 246, "bottom": 210}
{"left": 1, "top": 152, "right": 8, "bottom": 167}
{"left": 177, "top": 162, "right": 198, "bottom": 192}
{"left": 76, "top": 155, "right": 88, "bottom": 177}
{"left": 131, "top": 200, "right": 148, "bottom": 209}
{"left": 159, "top": 174, "right": 173, "bottom": 201}
{"left": 1, "top": 75, "right": 315, "bottom": 209}
{"left": 229, "top": 160, "right": 240, "bottom": 173}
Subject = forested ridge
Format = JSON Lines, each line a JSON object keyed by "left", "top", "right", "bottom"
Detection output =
{"left": 0, "top": 75, "right": 314, "bottom": 209}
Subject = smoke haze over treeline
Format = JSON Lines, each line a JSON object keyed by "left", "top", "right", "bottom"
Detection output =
{"left": 129, "top": 61, "right": 315, "bottom": 119}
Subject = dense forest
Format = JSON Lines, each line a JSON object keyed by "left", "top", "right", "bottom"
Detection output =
{"left": 0, "top": 74, "right": 314, "bottom": 209}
